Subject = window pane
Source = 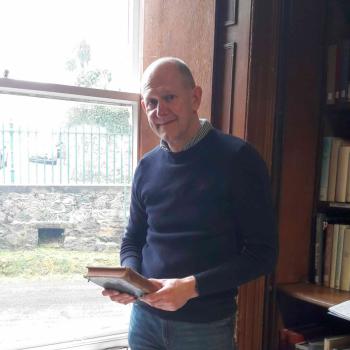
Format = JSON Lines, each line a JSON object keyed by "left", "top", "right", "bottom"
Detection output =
{"left": 0, "top": 0, "right": 139, "bottom": 92}
{"left": 0, "top": 94, "right": 134, "bottom": 186}
{"left": 0, "top": 91, "right": 135, "bottom": 349}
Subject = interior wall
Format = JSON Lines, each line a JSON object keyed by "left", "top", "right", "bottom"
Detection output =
{"left": 139, "top": 0, "right": 216, "bottom": 156}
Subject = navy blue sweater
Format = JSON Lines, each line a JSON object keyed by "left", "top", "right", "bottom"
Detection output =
{"left": 120, "top": 128, "right": 278, "bottom": 322}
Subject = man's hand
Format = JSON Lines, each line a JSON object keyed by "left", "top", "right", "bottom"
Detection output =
{"left": 139, "top": 276, "right": 199, "bottom": 311}
{"left": 102, "top": 289, "right": 137, "bottom": 305}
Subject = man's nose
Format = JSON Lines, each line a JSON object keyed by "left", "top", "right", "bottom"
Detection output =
{"left": 156, "top": 101, "right": 168, "bottom": 116}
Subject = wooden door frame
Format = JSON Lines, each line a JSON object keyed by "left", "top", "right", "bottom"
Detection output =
{"left": 212, "top": 0, "right": 283, "bottom": 348}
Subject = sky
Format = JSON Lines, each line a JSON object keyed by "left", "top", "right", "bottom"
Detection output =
{"left": 0, "top": 0, "right": 135, "bottom": 89}
{"left": 0, "top": 0, "right": 138, "bottom": 130}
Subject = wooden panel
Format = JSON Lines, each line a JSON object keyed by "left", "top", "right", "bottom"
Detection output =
{"left": 278, "top": 283, "right": 350, "bottom": 308}
{"left": 275, "top": 0, "right": 325, "bottom": 284}
{"left": 212, "top": 0, "right": 252, "bottom": 139}
{"left": 141, "top": 0, "right": 216, "bottom": 156}
{"left": 214, "top": 42, "right": 236, "bottom": 134}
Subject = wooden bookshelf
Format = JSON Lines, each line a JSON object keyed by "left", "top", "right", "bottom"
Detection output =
{"left": 278, "top": 282, "right": 350, "bottom": 308}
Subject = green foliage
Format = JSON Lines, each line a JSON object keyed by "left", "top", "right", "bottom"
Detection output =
{"left": 67, "top": 104, "right": 131, "bottom": 135}
{"left": 64, "top": 40, "right": 130, "bottom": 134}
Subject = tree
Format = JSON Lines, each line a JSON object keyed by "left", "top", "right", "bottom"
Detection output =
{"left": 65, "top": 40, "right": 130, "bottom": 135}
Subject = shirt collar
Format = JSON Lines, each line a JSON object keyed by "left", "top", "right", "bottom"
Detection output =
{"left": 160, "top": 118, "right": 213, "bottom": 152}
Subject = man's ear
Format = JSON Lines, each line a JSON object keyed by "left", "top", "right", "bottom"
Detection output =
{"left": 192, "top": 86, "right": 202, "bottom": 111}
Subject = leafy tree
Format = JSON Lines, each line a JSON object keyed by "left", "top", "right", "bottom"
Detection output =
{"left": 65, "top": 40, "right": 130, "bottom": 135}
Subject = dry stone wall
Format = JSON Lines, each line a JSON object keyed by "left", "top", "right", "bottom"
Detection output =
{"left": 0, "top": 186, "right": 130, "bottom": 251}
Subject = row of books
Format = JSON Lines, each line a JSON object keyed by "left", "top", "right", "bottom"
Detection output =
{"left": 319, "top": 137, "right": 350, "bottom": 203}
{"left": 314, "top": 214, "right": 350, "bottom": 291}
{"left": 326, "top": 40, "right": 350, "bottom": 105}
{"left": 279, "top": 324, "right": 350, "bottom": 350}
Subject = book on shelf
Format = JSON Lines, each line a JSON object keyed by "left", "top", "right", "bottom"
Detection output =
{"left": 314, "top": 213, "right": 327, "bottom": 285}
{"left": 295, "top": 340, "right": 324, "bottom": 350}
{"left": 84, "top": 266, "right": 160, "bottom": 298}
{"left": 334, "top": 225, "right": 346, "bottom": 289}
{"left": 335, "top": 146, "right": 350, "bottom": 203}
{"left": 328, "top": 138, "right": 347, "bottom": 202}
{"left": 330, "top": 223, "right": 340, "bottom": 289}
{"left": 339, "top": 40, "right": 350, "bottom": 102}
{"left": 323, "top": 223, "right": 334, "bottom": 287}
{"left": 324, "top": 334, "right": 350, "bottom": 350}
{"left": 340, "top": 227, "right": 350, "bottom": 291}
{"left": 326, "top": 44, "right": 337, "bottom": 104}
{"left": 326, "top": 40, "right": 350, "bottom": 104}
{"left": 278, "top": 324, "right": 329, "bottom": 350}
{"left": 319, "top": 137, "right": 332, "bottom": 201}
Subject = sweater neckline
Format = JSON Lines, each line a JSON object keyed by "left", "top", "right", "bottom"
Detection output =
{"left": 162, "top": 129, "right": 215, "bottom": 163}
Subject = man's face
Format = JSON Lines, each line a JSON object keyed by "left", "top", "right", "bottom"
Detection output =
{"left": 141, "top": 64, "right": 202, "bottom": 152}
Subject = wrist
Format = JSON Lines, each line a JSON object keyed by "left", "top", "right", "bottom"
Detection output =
{"left": 181, "top": 275, "right": 199, "bottom": 299}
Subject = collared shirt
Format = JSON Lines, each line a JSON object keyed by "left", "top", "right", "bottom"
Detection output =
{"left": 160, "top": 118, "right": 213, "bottom": 152}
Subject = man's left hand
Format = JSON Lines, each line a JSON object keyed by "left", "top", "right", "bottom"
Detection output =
{"left": 140, "top": 275, "right": 199, "bottom": 311}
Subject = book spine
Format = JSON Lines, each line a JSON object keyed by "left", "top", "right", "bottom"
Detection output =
{"left": 330, "top": 224, "right": 340, "bottom": 288}
{"left": 335, "top": 146, "right": 350, "bottom": 202}
{"left": 340, "top": 228, "right": 350, "bottom": 291}
{"left": 326, "top": 44, "right": 337, "bottom": 104}
{"left": 314, "top": 213, "right": 326, "bottom": 285}
{"left": 319, "top": 137, "right": 332, "bottom": 201}
{"left": 323, "top": 223, "right": 334, "bottom": 287}
{"left": 334, "top": 224, "right": 346, "bottom": 289}
{"left": 327, "top": 138, "right": 343, "bottom": 202}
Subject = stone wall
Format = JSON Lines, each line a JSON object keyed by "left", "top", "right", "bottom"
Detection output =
{"left": 0, "top": 185, "right": 131, "bottom": 251}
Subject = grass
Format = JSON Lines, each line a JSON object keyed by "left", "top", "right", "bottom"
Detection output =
{"left": 0, "top": 246, "right": 120, "bottom": 279}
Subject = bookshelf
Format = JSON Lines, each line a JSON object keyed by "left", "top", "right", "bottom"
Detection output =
{"left": 273, "top": 0, "right": 350, "bottom": 348}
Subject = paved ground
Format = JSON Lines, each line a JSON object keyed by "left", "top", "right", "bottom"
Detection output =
{"left": 0, "top": 278, "right": 131, "bottom": 350}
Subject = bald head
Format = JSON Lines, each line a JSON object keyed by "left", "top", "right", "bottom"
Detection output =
{"left": 141, "top": 57, "right": 195, "bottom": 94}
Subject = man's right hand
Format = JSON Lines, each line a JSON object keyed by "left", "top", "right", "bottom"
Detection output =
{"left": 102, "top": 289, "right": 137, "bottom": 305}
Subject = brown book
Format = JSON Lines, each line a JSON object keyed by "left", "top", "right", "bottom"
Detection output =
{"left": 84, "top": 266, "right": 160, "bottom": 298}
{"left": 324, "top": 224, "right": 334, "bottom": 287}
{"left": 340, "top": 228, "right": 350, "bottom": 291}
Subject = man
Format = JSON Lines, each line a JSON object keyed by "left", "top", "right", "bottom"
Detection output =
{"left": 103, "top": 57, "right": 278, "bottom": 349}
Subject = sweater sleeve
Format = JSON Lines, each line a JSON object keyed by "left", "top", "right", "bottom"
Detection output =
{"left": 120, "top": 164, "right": 148, "bottom": 273}
{"left": 194, "top": 143, "right": 278, "bottom": 296}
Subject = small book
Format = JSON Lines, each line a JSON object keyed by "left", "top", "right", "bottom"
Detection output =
{"left": 84, "top": 266, "right": 159, "bottom": 298}
{"left": 328, "top": 300, "right": 350, "bottom": 321}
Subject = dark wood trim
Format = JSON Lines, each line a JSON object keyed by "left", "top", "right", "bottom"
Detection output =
{"left": 278, "top": 283, "right": 350, "bottom": 308}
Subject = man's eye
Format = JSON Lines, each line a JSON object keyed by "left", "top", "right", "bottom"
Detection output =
{"left": 147, "top": 99, "right": 158, "bottom": 108}
{"left": 164, "top": 95, "right": 175, "bottom": 102}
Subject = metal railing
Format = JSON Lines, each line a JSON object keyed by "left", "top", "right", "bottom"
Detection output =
{"left": 0, "top": 123, "right": 133, "bottom": 185}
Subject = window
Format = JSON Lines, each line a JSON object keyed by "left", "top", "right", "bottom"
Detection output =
{"left": 0, "top": 1, "right": 140, "bottom": 349}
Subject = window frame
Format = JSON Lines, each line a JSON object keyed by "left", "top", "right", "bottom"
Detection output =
{"left": 0, "top": 78, "right": 140, "bottom": 184}
{"left": 0, "top": 78, "right": 140, "bottom": 350}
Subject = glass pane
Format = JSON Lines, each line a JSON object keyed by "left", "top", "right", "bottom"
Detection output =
{"left": 0, "top": 92, "right": 134, "bottom": 349}
{"left": 0, "top": 94, "right": 134, "bottom": 186}
{"left": 0, "top": 0, "right": 139, "bottom": 92}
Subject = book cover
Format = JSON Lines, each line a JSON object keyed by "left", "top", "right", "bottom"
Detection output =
{"left": 323, "top": 223, "right": 334, "bottom": 287}
{"left": 335, "top": 224, "right": 346, "bottom": 289}
{"left": 330, "top": 224, "right": 340, "bottom": 288}
{"left": 335, "top": 146, "right": 350, "bottom": 202}
{"left": 346, "top": 153, "right": 350, "bottom": 202}
{"left": 84, "top": 266, "right": 160, "bottom": 298}
{"left": 319, "top": 137, "right": 332, "bottom": 201}
{"left": 340, "top": 228, "right": 350, "bottom": 291}
{"left": 314, "top": 213, "right": 327, "bottom": 285}
{"left": 328, "top": 138, "right": 345, "bottom": 202}
{"left": 340, "top": 40, "right": 350, "bottom": 101}
{"left": 324, "top": 334, "right": 350, "bottom": 350}
{"left": 329, "top": 300, "right": 350, "bottom": 321}
{"left": 326, "top": 44, "right": 337, "bottom": 104}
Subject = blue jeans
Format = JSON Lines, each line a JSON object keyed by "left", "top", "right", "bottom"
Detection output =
{"left": 128, "top": 303, "right": 236, "bottom": 350}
